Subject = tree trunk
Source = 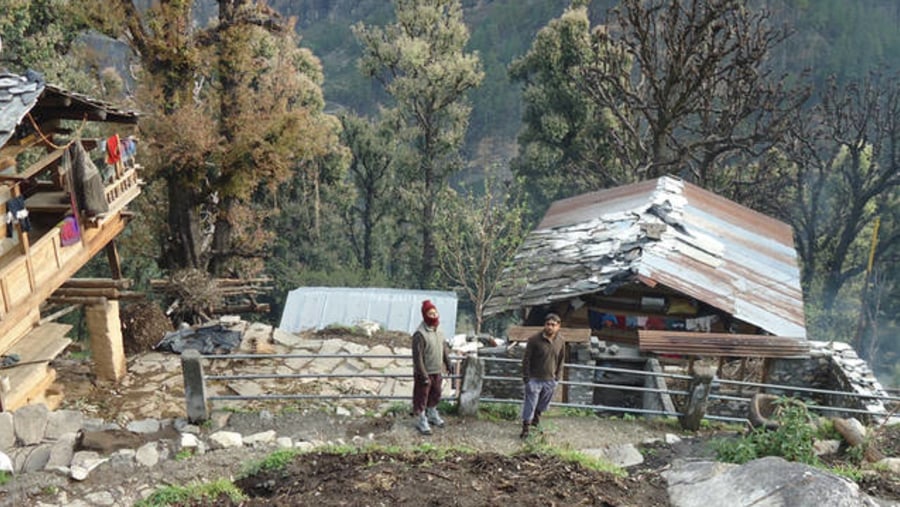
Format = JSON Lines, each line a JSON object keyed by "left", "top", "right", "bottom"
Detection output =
{"left": 209, "top": 196, "right": 234, "bottom": 276}
{"left": 164, "top": 177, "right": 202, "bottom": 270}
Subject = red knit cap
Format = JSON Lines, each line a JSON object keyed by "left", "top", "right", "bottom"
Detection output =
{"left": 421, "top": 299, "right": 437, "bottom": 318}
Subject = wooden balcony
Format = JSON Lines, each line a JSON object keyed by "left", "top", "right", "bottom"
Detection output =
{"left": 0, "top": 168, "right": 141, "bottom": 410}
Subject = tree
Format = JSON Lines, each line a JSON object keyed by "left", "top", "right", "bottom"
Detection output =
{"left": 515, "top": 0, "right": 808, "bottom": 204}
{"left": 434, "top": 175, "right": 529, "bottom": 333}
{"left": 0, "top": 0, "right": 93, "bottom": 86}
{"left": 352, "top": 0, "right": 484, "bottom": 287}
{"left": 339, "top": 114, "right": 402, "bottom": 275}
{"left": 781, "top": 73, "right": 900, "bottom": 354}
{"left": 508, "top": 5, "right": 620, "bottom": 211}
{"left": 82, "top": 1, "right": 346, "bottom": 276}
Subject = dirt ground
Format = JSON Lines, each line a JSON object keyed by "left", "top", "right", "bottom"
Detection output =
{"left": 8, "top": 328, "right": 899, "bottom": 506}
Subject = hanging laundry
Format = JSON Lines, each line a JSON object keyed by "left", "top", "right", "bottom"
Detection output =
{"left": 5, "top": 196, "right": 31, "bottom": 237}
{"left": 60, "top": 215, "right": 81, "bottom": 246}
{"left": 105, "top": 134, "right": 121, "bottom": 165}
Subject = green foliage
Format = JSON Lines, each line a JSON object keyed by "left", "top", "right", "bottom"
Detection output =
{"left": 559, "top": 407, "right": 595, "bottom": 418}
{"left": 434, "top": 174, "right": 531, "bottom": 332}
{"left": 0, "top": 471, "right": 9, "bottom": 486}
{"left": 174, "top": 449, "right": 193, "bottom": 461}
{"left": 134, "top": 479, "right": 245, "bottom": 507}
{"left": 714, "top": 398, "right": 818, "bottom": 465}
{"left": 239, "top": 448, "right": 303, "bottom": 478}
{"left": 382, "top": 402, "right": 411, "bottom": 417}
{"left": 353, "top": 0, "right": 485, "bottom": 285}
{"left": 478, "top": 402, "right": 520, "bottom": 422}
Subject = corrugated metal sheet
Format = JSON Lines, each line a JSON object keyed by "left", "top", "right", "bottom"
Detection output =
{"left": 485, "top": 176, "right": 807, "bottom": 338}
{"left": 279, "top": 287, "right": 458, "bottom": 337}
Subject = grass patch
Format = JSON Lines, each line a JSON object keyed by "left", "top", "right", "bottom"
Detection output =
{"left": 134, "top": 479, "right": 245, "bottom": 507}
{"left": 478, "top": 402, "right": 519, "bottom": 422}
{"left": 239, "top": 448, "right": 303, "bottom": 478}
{"left": 559, "top": 406, "right": 596, "bottom": 417}
{"left": 382, "top": 402, "right": 409, "bottom": 417}
{"left": 519, "top": 436, "right": 626, "bottom": 477}
{"left": 174, "top": 449, "right": 193, "bottom": 461}
{"left": 0, "top": 471, "right": 10, "bottom": 486}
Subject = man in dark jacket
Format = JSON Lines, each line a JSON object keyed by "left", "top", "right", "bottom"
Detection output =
{"left": 412, "top": 300, "right": 453, "bottom": 435}
{"left": 520, "top": 312, "right": 565, "bottom": 439}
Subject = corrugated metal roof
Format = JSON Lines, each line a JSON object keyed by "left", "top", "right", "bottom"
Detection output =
{"left": 279, "top": 287, "right": 459, "bottom": 337}
{"left": 484, "top": 176, "right": 806, "bottom": 338}
{"left": 0, "top": 71, "right": 139, "bottom": 148}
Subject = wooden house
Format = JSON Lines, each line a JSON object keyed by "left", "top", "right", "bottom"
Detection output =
{"left": 0, "top": 70, "right": 141, "bottom": 411}
{"left": 485, "top": 176, "right": 809, "bottom": 366}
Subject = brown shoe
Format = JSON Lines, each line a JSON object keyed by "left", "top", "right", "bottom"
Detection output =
{"left": 519, "top": 421, "right": 530, "bottom": 439}
{"left": 532, "top": 411, "right": 542, "bottom": 428}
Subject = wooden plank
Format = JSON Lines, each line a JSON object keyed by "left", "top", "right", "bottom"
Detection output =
{"left": 24, "top": 191, "right": 71, "bottom": 213}
{"left": 0, "top": 322, "right": 71, "bottom": 411}
{"left": 638, "top": 330, "right": 809, "bottom": 358}
{"left": 0, "top": 147, "right": 66, "bottom": 181}
{"left": 507, "top": 325, "right": 590, "bottom": 343}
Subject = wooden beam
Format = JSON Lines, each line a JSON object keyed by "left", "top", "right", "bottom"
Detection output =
{"left": 105, "top": 241, "right": 122, "bottom": 279}
{"left": 0, "top": 147, "right": 66, "bottom": 182}
{"left": 62, "top": 278, "right": 133, "bottom": 290}
{"left": 506, "top": 326, "right": 590, "bottom": 343}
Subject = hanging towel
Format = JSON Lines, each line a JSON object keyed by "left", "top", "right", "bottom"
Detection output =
{"left": 105, "top": 134, "right": 121, "bottom": 165}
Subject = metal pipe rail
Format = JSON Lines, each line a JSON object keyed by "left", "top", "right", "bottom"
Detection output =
{"left": 482, "top": 374, "right": 690, "bottom": 396}
{"left": 207, "top": 373, "right": 461, "bottom": 381}
{"left": 712, "top": 378, "right": 900, "bottom": 403}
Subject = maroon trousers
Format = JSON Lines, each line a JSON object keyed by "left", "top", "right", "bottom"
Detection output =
{"left": 412, "top": 373, "right": 443, "bottom": 414}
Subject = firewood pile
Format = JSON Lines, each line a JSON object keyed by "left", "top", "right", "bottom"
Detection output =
{"left": 151, "top": 269, "right": 273, "bottom": 324}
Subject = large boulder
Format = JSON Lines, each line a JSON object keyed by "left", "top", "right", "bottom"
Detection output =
{"left": 664, "top": 456, "right": 881, "bottom": 507}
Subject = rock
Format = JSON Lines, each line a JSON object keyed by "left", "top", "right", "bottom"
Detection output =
{"left": 876, "top": 457, "right": 900, "bottom": 475}
{"left": 0, "top": 450, "right": 12, "bottom": 472}
{"left": 244, "top": 430, "right": 277, "bottom": 447}
{"left": 127, "top": 419, "right": 161, "bottom": 434}
{"left": 0, "top": 412, "right": 14, "bottom": 451}
{"left": 21, "top": 444, "right": 52, "bottom": 472}
{"left": 664, "top": 456, "right": 879, "bottom": 507}
{"left": 14, "top": 403, "right": 49, "bottom": 445}
{"left": 582, "top": 444, "right": 644, "bottom": 468}
{"left": 833, "top": 418, "right": 867, "bottom": 447}
{"left": 276, "top": 437, "right": 293, "bottom": 448}
{"left": 69, "top": 451, "right": 108, "bottom": 481}
{"left": 45, "top": 410, "right": 84, "bottom": 440}
{"left": 813, "top": 439, "right": 842, "bottom": 456}
{"left": 84, "top": 491, "right": 116, "bottom": 506}
{"left": 209, "top": 431, "right": 243, "bottom": 449}
{"left": 294, "top": 441, "right": 316, "bottom": 452}
{"left": 135, "top": 442, "right": 160, "bottom": 467}
{"left": 179, "top": 433, "right": 201, "bottom": 450}
{"left": 45, "top": 433, "right": 77, "bottom": 469}
{"left": 665, "top": 433, "right": 683, "bottom": 444}
{"left": 109, "top": 449, "right": 136, "bottom": 467}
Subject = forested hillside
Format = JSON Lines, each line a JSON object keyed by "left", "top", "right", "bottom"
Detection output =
{"left": 0, "top": 0, "right": 897, "bottom": 385}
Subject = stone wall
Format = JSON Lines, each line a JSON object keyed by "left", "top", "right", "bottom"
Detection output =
{"left": 767, "top": 341, "right": 890, "bottom": 422}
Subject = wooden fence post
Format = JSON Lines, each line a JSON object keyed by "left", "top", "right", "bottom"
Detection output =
{"left": 457, "top": 354, "right": 484, "bottom": 417}
{"left": 679, "top": 365, "right": 715, "bottom": 431}
{"left": 181, "top": 349, "right": 208, "bottom": 423}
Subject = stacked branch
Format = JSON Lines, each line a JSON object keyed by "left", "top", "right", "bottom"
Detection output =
{"left": 150, "top": 269, "right": 273, "bottom": 322}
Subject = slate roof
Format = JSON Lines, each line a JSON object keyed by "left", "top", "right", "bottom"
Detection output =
{"left": 0, "top": 70, "right": 138, "bottom": 148}
{"left": 0, "top": 71, "right": 44, "bottom": 147}
{"left": 484, "top": 176, "right": 807, "bottom": 338}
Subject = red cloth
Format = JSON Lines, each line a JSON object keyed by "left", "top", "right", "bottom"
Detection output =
{"left": 105, "top": 134, "right": 121, "bottom": 165}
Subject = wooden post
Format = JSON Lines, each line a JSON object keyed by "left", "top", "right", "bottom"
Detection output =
{"left": 457, "top": 353, "right": 484, "bottom": 418}
{"left": 182, "top": 349, "right": 208, "bottom": 423}
{"left": 105, "top": 241, "right": 122, "bottom": 279}
{"left": 679, "top": 365, "right": 715, "bottom": 431}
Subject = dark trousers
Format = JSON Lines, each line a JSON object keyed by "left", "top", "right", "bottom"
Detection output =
{"left": 412, "top": 373, "right": 443, "bottom": 414}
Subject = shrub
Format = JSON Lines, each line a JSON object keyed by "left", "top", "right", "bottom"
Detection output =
{"left": 714, "top": 397, "right": 818, "bottom": 465}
